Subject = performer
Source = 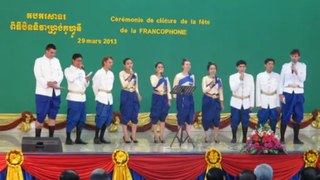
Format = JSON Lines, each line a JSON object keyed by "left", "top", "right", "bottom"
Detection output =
{"left": 201, "top": 62, "right": 224, "bottom": 143}
{"left": 279, "top": 49, "right": 306, "bottom": 144}
{"left": 33, "top": 44, "right": 63, "bottom": 137}
{"left": 119, "top": 58, "right": 142, "bottom": 143}
{"left": 64, "top": 53, "right": 89, "bottom": 145}
{"left": 92, "top": 56, "right": 114, "bottom": 144}
{"left": 173, "top": 58, "right": 195, "bottom": 141}
{"left": 256, "top": 58, "right": 280, "bottom": 133}
{"left": 150, "top": 62, "right": 172, "bottom": 143}
{"left": 229, "top": 60, "right": 254, "bottom": 143}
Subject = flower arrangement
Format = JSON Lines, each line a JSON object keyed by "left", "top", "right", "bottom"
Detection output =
{"left": 241, "top": 124, "right": 286, "bottom": 154}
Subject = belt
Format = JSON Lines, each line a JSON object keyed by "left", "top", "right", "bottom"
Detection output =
{"left": 122, "top": 87, "right": 136, "bottom": 92}
{"left": 232, "top": 94, "right": 249, "bottom": 100}
{"left": 286, "top": 84, "right": 301, "bottom": 88}
{"left": 68, "top": 90, "right": 85, "bottom": 95}
{"left": 98, "top": 89, "right": 112, "bottom": 93}
{"left": 261, "top": 90, "right": 276, "bottom": 96}
{"left": 154, "top": 91, "right": 167, "bottom": 95}
{"left": 205, "top": 93, "right": 219, "bottom": 99}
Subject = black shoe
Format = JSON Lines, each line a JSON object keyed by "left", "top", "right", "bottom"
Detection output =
{"left": 214, "top": 139, "right": 220, "bottom": 144}
{"left": 293, "top": 138, "right": 304, "bottom": 144}
{"left": 154, "top": 137, "right": 159, "bottom": 143}
{"left": 48, "top": 126, "right": 55, "bottom": 137}
{"left": 65, "top": 138, "right": 74, "bottom": 145}
{"left": 293, "top": 123, "right": 304, "bottom": 144}
{"left": 99, "top": 125, "right": 110, "bottom": 144}
{"left": 94, "top": 128, "right": 101, "bottom": 144}
{"left": 231, "top": 128, "right": 237, "bottom": 143}
{"left": 123, "top": 136, "right": 131, "bottom": 143}
{"left": 242, "top": 127, "right": 248, "bottom": 143}
{"left": 65, "top": 132, "right": 73, "bottom": 145}
{"left": 280, "top": 123, "right": 287, "bottom": 144}
{"left": 130, "top": 136, "right": 138, "bottom": 143}
{"left": 35, "top": 128, "right": 42, "bottom": 137}
{"left": 159, "top": 137, "right": 165, "bottom": 143}
{"left": 204, "top": 137, "right": 209, "bottom": 143}
{"left": 100, "top": 138, "right": 111, "bottom": 144}
{"left": 94, "top": 137, "right": 101, "bottom": 144}
{"left": 75, "top": 139, "right": 88, "bottom": 144}
{"left": 75, "top": 128, "right": 87, "bottom": 144}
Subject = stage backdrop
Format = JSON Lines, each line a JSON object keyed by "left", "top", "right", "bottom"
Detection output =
{"left": 0, "top": 0, "right": 319, "bottom": 114}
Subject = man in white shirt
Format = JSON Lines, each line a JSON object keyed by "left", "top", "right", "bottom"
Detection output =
{"left": 92, "top": 56, "right": 114, "bottom": 144}
{"left": 229, "top": 60, "right": 254, "bottom": 143}
{"left": 256, "top": 58, "right": 280, "bottom": 133}
{"left": 34, "top": 44, "right": 63, "bottom": 137}
{"left": 279, "top": 49, "right": 306, "bottom": 144}
{"left": 64, "top": 53, "right": 90, "bottom": 145}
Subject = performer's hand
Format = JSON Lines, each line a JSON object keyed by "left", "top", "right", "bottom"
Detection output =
{"left": 51, "top": 84, "right": 61, "bottom": 89}
{"left": 291, "top": 64, "right": 298, "bottom": 74}
{"left": 85, "top": 76, "right": 90, "bottom": 82}
{"left": 279, "top": 94, "right": 285, "bottom": 104}
{"left": 276, "top": 107, "right": 281, "bottom": 113}
{"left": 240, "top": 73, "right": 244, "bottom": 81}
{"left": 249, "top": 107, "right": 253, "bottom": 112}
{"left": 168, "top": 100, "right": 171, "bottom": 107}
{"left": 47, "top": 81, "right": 57, "bottom": 88}
{"left": 47, "top": 81, "right": 53, "bottom": 87}
{"left": 138, "top": 94, "right": 142, "bottom": 102}
{"left": 220, "top": 103, "right": 224, "bottom": 111}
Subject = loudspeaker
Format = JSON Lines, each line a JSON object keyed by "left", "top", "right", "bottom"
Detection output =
{"left": 22, "top": 137, "right": 63, "bottom": 152}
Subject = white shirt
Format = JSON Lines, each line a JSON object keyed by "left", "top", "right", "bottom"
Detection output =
{"left": 92, "top": 68, "right": 114, "bottom": 105}
{"left": 256, "top": 71, "right": 280, "bottom": 109}
{"left": 202, "top": 75, "right": 224, "bottom": 101}
{"left": 279, "top": 61, "right": 306, "bottom": 94}
{"left": 119, "top": 70, "right": 140, "bottom": 94}
{"left": 150, "top": 74, "right": 172, "bottom": 99}
{"left": 229, "top": 72, "right": 254, "bottom": 109}
{"left": 34, "top": 55, "right": 63, "bottom": 97}
{"left": 64, "top": 65, "right": 89, "bottom": 102}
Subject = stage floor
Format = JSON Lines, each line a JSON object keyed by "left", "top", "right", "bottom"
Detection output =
{"left": 0, "top": 126, "right": 319, "bottom": 154}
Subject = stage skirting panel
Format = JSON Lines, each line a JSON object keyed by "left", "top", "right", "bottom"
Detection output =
{"left": 1, "top": 149, "right": 319, "bottom": 180}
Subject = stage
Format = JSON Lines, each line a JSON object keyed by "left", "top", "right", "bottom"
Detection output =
{"left": 1, "top": 111, "right": 320, "bottom": 154}
{"left": 1, "top": 122, "right": 320, "bottom": 154}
